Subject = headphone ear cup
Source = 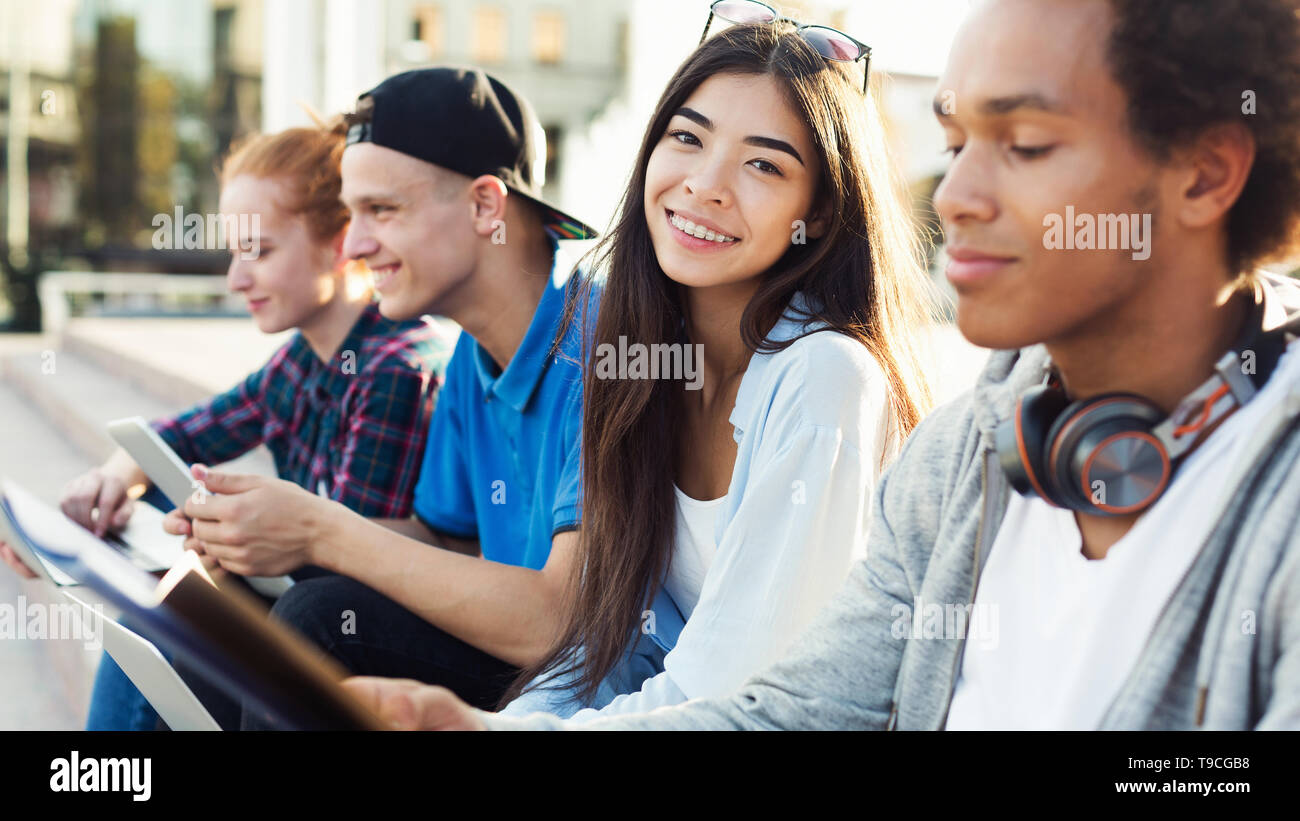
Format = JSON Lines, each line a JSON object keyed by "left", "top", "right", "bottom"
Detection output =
{"left": 1044, "top": 393, "right": 1169, "bottom": 514}
{"left": 1041, "top": 398, "right": 1094, "bottom": 508}
{"left": 997, "top": 385, "right": 1070, "bottom": 504}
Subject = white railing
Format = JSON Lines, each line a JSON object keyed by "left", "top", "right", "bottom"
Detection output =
{"left": 38, "top": 272, "right": 242, "bottom": 336}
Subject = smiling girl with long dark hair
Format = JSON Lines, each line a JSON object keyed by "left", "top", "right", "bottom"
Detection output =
{"left": 487, "top": 13, "right": 939, "bottom": 720}
{"left": 344, "top": 12, "right": 940, "bottom": 727}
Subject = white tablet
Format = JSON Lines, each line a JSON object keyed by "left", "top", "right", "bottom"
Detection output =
{"left": 107, "top": 416, "right": 202, "bottom": 511}
{"left": 105, "top": 419, "right": 293, "bottom": 597}
{"left": 61, "top": 588, "right": 221, "bottom": 731}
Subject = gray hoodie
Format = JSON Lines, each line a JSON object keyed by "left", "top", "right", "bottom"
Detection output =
{"left": 482, "top": 272, "right": 1300, "bottom": 731}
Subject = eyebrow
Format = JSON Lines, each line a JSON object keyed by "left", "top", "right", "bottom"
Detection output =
{"left": 674, "top": 107, "right": 805, "bottom": 167}
{"left": 932, "top": 92, "right": 1070, "bottom": 119}
{"left": 340, "top": 192, "right": 398, "bottom": 208}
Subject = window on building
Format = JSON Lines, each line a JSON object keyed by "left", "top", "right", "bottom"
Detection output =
{"left": 214, "top": 7, "right": 235, "bottom": 64}
{"left": 413, "top": 5, "right": 445, "bottom": 58}
{"left": 532, "top": 10, "right": 566, "bottom": 65}
{"left": 543, "top": 124, "right": 563, "bottom": 194}
{"left": 474, "top": 7, "right": 508, "bottom": 64}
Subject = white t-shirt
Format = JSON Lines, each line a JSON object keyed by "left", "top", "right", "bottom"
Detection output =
{"left": 945, "top": 343, "right": 1300, "bottom": 730}
{"left": 665, "top": 486, "right": 725, "bottom": 616}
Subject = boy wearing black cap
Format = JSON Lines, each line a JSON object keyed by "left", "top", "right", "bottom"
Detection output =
{"left": 165, "top": 67, "right": 597, "bottom": 726}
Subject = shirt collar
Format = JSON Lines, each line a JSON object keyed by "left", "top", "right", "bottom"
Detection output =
{"left": 473, "top": 242, "right": 576, "bottom": 412}
{"left": 728, "top": 291, "right": 825, "bottom": 437}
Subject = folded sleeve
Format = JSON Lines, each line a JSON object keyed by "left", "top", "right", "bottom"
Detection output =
{"left": 551, "top": 376, "right": 584, "bottom": 534}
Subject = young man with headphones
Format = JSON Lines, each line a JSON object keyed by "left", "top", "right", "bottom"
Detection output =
{"left": 342, "top": 0, "right": 1300, "bottom": 731}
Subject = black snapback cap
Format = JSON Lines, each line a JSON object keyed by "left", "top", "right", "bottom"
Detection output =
{"left": 346, "top": 67, "right": 597, "bottom": 240}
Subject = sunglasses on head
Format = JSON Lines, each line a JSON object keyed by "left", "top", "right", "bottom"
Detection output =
{"left": 699, "top": 0, "right": 872, "bottom": 94}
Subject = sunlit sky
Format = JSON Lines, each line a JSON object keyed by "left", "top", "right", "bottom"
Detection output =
{"left": 848, "top": 0, "right": 973, "bottom": 77}
{"left": 64, "top": 0, "right": 978, "bottom": 83}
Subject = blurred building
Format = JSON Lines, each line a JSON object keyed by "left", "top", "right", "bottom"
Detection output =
{"left": 1, "top": 0, "right": 83, "bottom": 262}
{"left": 2, "top": 0, "right": 972, "bottom": 328}
{"left": 261, "top": 0, "right": 633, "bottom": 223}
{"left": 1, "top": 0, "right": 263, "bottom": 320}
{"left": 259, "top": 0, "right": 950, "bottom": 238}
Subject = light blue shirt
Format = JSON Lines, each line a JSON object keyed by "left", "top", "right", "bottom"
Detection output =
{"left": 502, "top": 292, "right": 895, "bottom": 721}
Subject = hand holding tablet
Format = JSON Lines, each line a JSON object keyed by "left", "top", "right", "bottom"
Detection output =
{"left": 107, "top": 416, "right": 294, "bottom": 597}
{"left": 106, "top": 417, "right": 208, "bottom": 512}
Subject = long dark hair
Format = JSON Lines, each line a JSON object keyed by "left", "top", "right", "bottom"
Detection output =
{"left": 504, "top": 22, "right": 936, "bottom": 707}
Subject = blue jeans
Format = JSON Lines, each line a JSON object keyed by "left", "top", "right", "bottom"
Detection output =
{"left": 85, "top": 631, "right": 163, "bottom": 730}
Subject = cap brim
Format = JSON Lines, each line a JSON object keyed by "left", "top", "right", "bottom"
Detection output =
{"left": 509, "top": 187, "right": 599, "bottom": 241}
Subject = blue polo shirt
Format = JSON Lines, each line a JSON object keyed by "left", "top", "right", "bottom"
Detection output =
{"left": 411, "top": 248, "right": 589, "bottom": 570}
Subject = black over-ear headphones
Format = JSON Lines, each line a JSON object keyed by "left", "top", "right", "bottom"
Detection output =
{"left": 996, "top": 289, "right": 1298, "bottom": 517}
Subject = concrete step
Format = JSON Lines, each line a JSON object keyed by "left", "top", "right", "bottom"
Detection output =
{"left": 0, "top": 323, "right": 281, "bottom": 730}
{"left": 60, "top": 317, "right": 294, "bottom": 409}
{"left": 0, "top": 376, "right": 101, "bottom": 729}
{"left": 0, "top": 347, "right": 277, "bottom": 477}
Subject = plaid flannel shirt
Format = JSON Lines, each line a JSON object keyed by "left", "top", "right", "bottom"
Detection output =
{"left": 152, "top": 303, "right": 454, "bottom": 518}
